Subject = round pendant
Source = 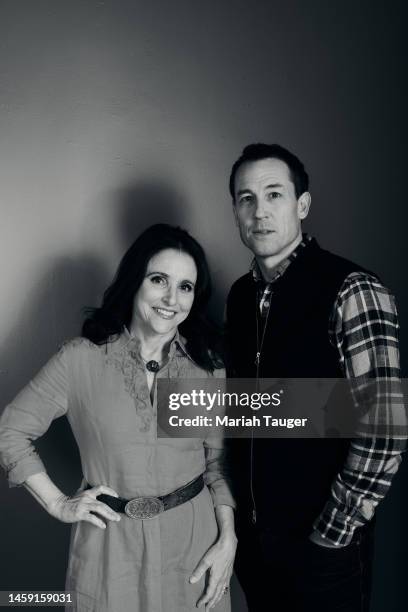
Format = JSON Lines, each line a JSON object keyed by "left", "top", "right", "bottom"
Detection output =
{"left": 145, "top": 360, "right": 160, "bottom": 373}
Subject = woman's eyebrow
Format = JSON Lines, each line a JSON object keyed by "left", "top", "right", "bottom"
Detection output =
{"left": 146, "top": 270, "right": 169, "bottom": 277}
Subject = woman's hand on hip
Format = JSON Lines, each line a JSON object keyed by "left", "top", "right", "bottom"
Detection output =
{"left": 189, "top": 531, "right": 237, "bottom": 609}
{"left": 47, "top": 485, "right": 121, "bottom": 529}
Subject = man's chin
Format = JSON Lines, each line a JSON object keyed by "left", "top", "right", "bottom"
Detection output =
{"left": 247, "top": 242, "right": 280, "bottom": 258}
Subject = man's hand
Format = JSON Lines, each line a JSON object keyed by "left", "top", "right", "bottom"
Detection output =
{"left": 189, "top": 533, "right": 237, "bottom": 609}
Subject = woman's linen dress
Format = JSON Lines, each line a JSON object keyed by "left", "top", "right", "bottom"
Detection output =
{"left": 0, "top": 330, "right": 234, "bottom": 611}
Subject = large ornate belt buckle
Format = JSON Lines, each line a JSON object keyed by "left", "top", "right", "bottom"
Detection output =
{"left": 124, "top": 496, "right": 165, "bottom": 519}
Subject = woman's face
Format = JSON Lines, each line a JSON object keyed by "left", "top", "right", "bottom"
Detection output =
{"left": 131, "top": 248, "right": 197, "bottom": 339}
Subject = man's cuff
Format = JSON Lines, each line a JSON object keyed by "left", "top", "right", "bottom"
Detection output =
{"left": 313, "top": 503, "right": 362, "bottom": 547}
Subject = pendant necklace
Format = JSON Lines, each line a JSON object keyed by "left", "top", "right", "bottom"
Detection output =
{"left": 255, "top": 288, "right": 272, "bottom": 377}
{"left": 140, "top": 356, "right": 161, "bottom": 373}
{"left": 251, "top": 286, "right": 272, "bottom": 526}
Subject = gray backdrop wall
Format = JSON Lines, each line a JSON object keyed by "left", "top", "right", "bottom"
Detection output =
{"left": 0, "top": 1, "right": 406, "bottom": 610}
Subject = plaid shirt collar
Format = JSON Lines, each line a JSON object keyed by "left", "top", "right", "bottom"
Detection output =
{"left": 250, "top": 233, "right": 313, "bottom": 284}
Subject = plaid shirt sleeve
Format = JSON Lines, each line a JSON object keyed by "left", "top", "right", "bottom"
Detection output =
{"left": 313, "top": 272, "right": 406, "bottom": 546}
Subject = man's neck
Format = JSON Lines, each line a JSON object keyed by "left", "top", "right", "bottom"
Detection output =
{"left": 256, "top": 233, "right": 303, "bottom": 282}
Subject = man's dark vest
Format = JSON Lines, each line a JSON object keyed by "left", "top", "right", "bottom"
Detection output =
{"left": 226, "top": 238, "right": 371, "bottom": 535}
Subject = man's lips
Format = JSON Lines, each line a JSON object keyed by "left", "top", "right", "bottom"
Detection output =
{"left": 152, "top": 307, "right": 177, "bottom": 319}
{"left": 252, "top": 229, "right": 275, "bottom": 235}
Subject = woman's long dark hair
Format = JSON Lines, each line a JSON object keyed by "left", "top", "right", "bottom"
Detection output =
{"left": 82, "top": 224, "right": 223, "bottom": 372}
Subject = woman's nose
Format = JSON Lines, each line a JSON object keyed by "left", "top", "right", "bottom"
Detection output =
{"left": 162, "top": 285, "right": 177, "bottom": 306}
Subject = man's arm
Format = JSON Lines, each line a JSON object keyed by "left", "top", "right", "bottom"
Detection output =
{"left": 313, "top": 272, "right": 406, "bottom": 546}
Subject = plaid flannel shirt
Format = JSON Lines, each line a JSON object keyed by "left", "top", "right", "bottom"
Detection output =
{"left": 252, "top": 235, "right": 405, "bottom": 546}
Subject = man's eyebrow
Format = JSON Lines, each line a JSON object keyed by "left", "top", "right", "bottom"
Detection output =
{"left": 236, "top": 189, "right": 254, "bottom": 196}
{"left": 236, "top": 183, "right": 284, "bottom": 196}
{"left": 265, "top": 183, "right": 284, "bottom": 189}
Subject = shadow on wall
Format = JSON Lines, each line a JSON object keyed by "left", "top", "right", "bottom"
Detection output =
{"left": 110, "top": 178, "right": 192, "bottom": 249}
{"left": 0, "top": 176, "right": 204, "bottom": 594}
{"left": 0, "top": 253, "right": 107, "bottom": 590}
{"left": 109, "top": 179, "right": 231, "bottom": 327}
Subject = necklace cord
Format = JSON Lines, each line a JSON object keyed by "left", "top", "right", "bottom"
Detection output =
{"left": 251, "top": 285, "right": 272, "bottom": 524}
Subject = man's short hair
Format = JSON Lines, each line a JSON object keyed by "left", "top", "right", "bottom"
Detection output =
{"left": 229, "top": 143, "right": 309, "bottom": 200}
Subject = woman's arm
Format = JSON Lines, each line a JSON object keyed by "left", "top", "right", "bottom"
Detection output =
{"left": 0, "top": 347, "right": 69, "bottom": 485}
{"left": 190, "top": 364, "right": 237, "bottom": 609}
{"left": 189, "top": 504, "right": 237, "bottom": 609}
{"left": 214, "top": 503, "right": 236, "bottom": 540}
{"left": 24, "top": 471, "right": 121, "bottom": 529}
{"left": 0, "top": 342, "right": 121, "bottom": 528}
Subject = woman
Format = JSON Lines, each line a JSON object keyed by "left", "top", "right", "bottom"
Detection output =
{"left": 0, "top": 224, "right": 236, "bottom": 612}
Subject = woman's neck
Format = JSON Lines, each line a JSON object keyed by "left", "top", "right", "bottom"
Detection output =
{"left": 129, "top": 326, "right": 175, "bottom": 362}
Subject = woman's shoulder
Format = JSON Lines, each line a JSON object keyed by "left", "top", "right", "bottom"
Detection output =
{"left": 59, "top": 333, "right": 130, "bottom": 359}
{"left": 212, "top": 365, "right": 226, "bottom": 379}
{"left": 180, "top": 352, "right": 226, "bottom": 379}
{"left": 58, "top": 336, "right": 102, "bottom": 356}
{"left": 175, "top": 336, "right": 225, "bottom": 378}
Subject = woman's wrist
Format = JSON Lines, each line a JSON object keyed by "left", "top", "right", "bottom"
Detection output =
{"left": 218, "top": 532, "right": 238, "bottom": 552}
{"left": 218, "top": 520, "right": 237, "bottom": 536}
{"left": 24, "top": 472, "right": 66, "bottom": 514}
{"left": 47, "top": 492, "right": 69, "bottom": 515}
{"left": 215, "top": 504, "right": 237, "bottom": 543}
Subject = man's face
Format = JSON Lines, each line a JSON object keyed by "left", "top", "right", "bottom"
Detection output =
{"left": 233, "top": 158, "right": 309, "bottom": 266}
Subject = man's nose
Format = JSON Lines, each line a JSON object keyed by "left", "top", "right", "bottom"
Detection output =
{"left": 253, "top": 198, "right": 268, "bottom": 219}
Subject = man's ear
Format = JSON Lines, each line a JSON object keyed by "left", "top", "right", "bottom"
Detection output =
{"left": 298, "top": 192, "right": 311, "bottom": 220}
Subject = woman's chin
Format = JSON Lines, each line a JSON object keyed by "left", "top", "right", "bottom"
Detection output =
{"left": 148, "top": 320, "right": 179, "bottom": 337}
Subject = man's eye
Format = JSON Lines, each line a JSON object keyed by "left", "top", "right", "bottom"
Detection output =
{"left": 267, "top": 191, "right": 281, "bottom": 200}
{"left": 150, "top": 275, "right": 166, "bottom": 286}
{"left": 180, "top": 283, "right": 194, "bottom": 293}
{"left": 239, "top": 195, "right": 253, "bottom": 205}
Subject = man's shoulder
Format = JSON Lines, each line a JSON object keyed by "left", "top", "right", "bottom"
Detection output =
{"left": 227, "top": 273, "right": 253, "bottom": 298}
{"left": 311, "top": 242, "right": 379, "bottom": 282}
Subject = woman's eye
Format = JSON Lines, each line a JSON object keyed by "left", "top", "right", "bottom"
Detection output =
{"left": 150, "top": 275, "right": 166, "bottom": 286}
{"left": 180, "top": 283, "right": 194, "bottom": 293}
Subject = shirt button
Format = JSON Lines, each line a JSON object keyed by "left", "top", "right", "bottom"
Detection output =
{"left": 264, "top": 301, "right": 270, "bottom": 308}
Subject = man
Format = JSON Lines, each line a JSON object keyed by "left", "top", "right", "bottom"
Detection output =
{"left": 225, "top": 143, "right": 404, "bottom": 611}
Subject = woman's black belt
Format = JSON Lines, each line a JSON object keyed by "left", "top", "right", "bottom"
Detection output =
{"left": 88, "top": 474, "right": 204, "bottom": 520}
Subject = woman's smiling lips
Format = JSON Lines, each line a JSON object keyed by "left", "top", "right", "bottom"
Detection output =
{"left": 152, "top": 306, "right": 177, "bottom": 319}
